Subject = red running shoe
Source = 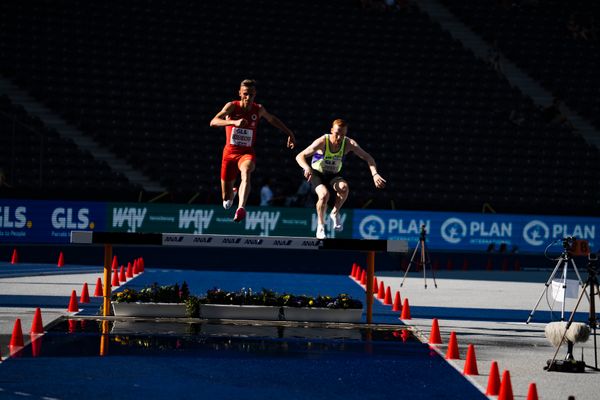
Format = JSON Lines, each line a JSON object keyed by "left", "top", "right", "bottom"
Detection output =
{"left": 233, "top": 207, "right": 246, "bottom": 222}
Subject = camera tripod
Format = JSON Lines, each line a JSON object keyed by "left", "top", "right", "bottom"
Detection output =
{"left": 546, "top": 256, "right": 600, "bottom": 372}
{"left": 527, "top": 248, "right": 589, "bottom": 323}
{"left": 400, "top": 225, "right": 437, "bottom": 289}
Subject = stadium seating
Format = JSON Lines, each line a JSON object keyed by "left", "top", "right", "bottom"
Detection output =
{"left": 0, "top": 0, "right": 598, "bottom": 214}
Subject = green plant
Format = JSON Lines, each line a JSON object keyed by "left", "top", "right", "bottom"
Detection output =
{"left": 112, "top": 282, "right": 190, "bottom": 303}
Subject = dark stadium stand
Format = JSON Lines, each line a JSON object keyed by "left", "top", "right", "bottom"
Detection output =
{"left": 440, "top": 0, "right": 600, "bottom": 129}
{"left": 1, "top": 0, "right": 599, "bottom": 214}
{"left": 0, "top": 94, "right": 137, "bottom": 200}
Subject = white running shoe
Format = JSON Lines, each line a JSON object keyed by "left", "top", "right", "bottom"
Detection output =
{"left": 330, "top": 211, "right": 343, "bottom": 232}
{"left": 316, "top": 224, "right": 326, "bottom": 239}
{"left": 222, "top": 187, "right": 238, "bottom": 210}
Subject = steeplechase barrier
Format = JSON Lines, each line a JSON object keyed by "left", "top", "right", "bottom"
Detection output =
{"left": 70, "top": 231, "right": 408, "bottom": 323}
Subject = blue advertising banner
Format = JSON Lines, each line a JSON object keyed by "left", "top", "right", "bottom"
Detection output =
{"left": 0, "top": 200, "right": 105, "bottom": 244}
{"left": 352, "top": 210, "right": 599, "bottom": 254}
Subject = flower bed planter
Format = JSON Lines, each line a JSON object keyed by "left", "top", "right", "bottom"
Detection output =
{"left": 283, "top": 307, "right": 363, "bottom": 323}
{"left": 200, "top": 304, "right": 283, "bottom": 320}
{"left": 112, "top": 302, "right": 188, "bottom": 318}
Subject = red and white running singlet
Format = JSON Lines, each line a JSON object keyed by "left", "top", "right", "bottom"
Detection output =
{"left": 224, "top": 101, "right": 261, "bottom": 153}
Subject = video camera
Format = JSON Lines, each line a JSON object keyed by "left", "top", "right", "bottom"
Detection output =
{"left": 562, "top": 236, "right": 591, "bottom": 257}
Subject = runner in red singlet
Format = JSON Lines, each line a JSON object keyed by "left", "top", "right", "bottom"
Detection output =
{"left": 210, "top": 79, "right": 296, "bottom": 222}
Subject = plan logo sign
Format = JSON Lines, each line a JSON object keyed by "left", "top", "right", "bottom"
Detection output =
{"left": 358, "top": 215, "right": 386, "bottom": 239}
{"left": 522, "top": 219, "right": 596, "bottom": 248}
{"left": 440, "top": 217, "right": 467, "bottom": 244}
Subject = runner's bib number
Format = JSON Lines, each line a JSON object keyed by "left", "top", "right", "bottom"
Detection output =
{"left": 230, "top": 128, "right": 254, "bottom": 147}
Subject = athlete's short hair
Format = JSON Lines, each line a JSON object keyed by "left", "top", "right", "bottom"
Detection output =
{"left": 240, "top": 79, "right": 257, "bottom": 89}
{"left": 332, "top": 118, "right": 347, "bottom": 128}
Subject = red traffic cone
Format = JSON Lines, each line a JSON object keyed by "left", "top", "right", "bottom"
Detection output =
{"left": 463, "top": 344, "right": 479, "bottom": 375}
{"left": 119, "top": 265, "right": 126, "bottom": 282}
{"left": 400, "top": 298, "right": 411, "bottom": 319}
{"left": 429, "top": 318, "right": 442, "bottom": 344}
{"left": 350, "top": 263, "right": 356, "bottom": 278}
{"left": 57, "top": 251, "right": 65, "bottom": 267}
{"left": 10, "top": 248, "right": 18, "bottom": 264}
{"left": 526, "top": 382, "right": 539, "bottom": 400}
{"left": 360, "top": 269, "right": 366, "bottom": 286}
{"left": 377, "top": 281, "right": 385, "bottom": 300}
{"left": 373, "top": 277, "right": 379, "bottom": 294}
{"left": 10, "top": 318, "right": 24, "bottom": 347}
{"left": 138, "top": 257, "right": 145, "bottom": 272}
{"left": 498, "top": 370, "right": 514, "bottom": 400}
{"left": 94, "top": 277, "right": 103, "bottom": 297}
{"left": 30, "top": 334, "right": 42, "bottom": 357}
{"left": 31, "top": 307, "right": 44, "bottom": 334}
{"left": 111, "top": 255, "right": 118, "bottom": 271}
{"left": 445, "top": 331, "right": 460, "bottom": 359}
{"left": 112, "top": 270, "right": 120, "bottom": 287}
{"left": 67, "top": 290, "right": 79, "bottom": 312}
{"left": 80, "top": 283, "right": 90, "bottom": 303}
{"left": 383, "top": 286, "right": 392, "bottom": 305}
{"left": 133, "top": 259, "right": 140, "bottom": 274}
{"left": 392, "top": 291, "right": 402, "bottom": 312}
{"left": 126, "top": 261, "right": 133, "bottom": 278}
{"left": 485, "top": 361, "right": 501, "bottom": 396}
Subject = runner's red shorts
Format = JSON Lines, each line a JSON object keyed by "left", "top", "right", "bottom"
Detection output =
{"left": 220, "top": 148, "right": 256, "bottom": 181}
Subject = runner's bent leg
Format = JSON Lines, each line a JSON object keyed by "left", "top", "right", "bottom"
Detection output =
{"left": 315, "top": 184, "right": 329, "bottom": 226}
{"left": 238, "top": 159, "right": 255, "bottom": 209}
{"left": 331, "top": 179, "right": 349, "bottom": 215}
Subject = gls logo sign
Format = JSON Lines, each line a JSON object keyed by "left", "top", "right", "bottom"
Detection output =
{"left": 51, "top": 208, "right": 91, "bottom": 229}
{"left": 0, "top": 206, "right": 27, "bottom": 228}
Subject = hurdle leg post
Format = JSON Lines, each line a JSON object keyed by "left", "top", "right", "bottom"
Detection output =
{"left": 366, "top": 251, "right": 375, "bottom": 324}
{"left": 102, "top": 244, "right": 113, "bottom": 317}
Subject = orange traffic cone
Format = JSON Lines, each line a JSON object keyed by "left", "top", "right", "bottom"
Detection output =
{"left": 112, "top": 270, "right": 120, "bottom": 287}
{"left": 10, "top": 248, "right": 18, "bottom": 264}
{"left": 383, "top": 286, "right": 392, "bottom": 305}
{"left": 485, "top": 361, "right": 501, "bottom": 396}
{"left": 94, "top": 277, "right": 103, "bottom": 296}
{"left": 463, "top": 344, "right": 479, "bottom": 375}
{"left": 30, "top": 307, "right": 44, "bottom": 334}
{"left": 373, "top": 277, "right": 379, "bottom": 294}
{"left": 80, "top": 283, "right": 90, "bottom": 303}
{"left": 428, "top": 318, "right": 442, "bottom": 344}
{"left": 400, "top": 298, "right": 411, "bottom": 319}
{"left": 119, "top": 265, "right": 126, "bottom": 282}
{"left": 57, "top": 251, "right": 65, "bottom": 267}
{"left": 67, "top": 290, "right": 79, "bottom": 312}
{"left": 10, "top": 318, "right": 24, "bottom": 347}
{"left": 392, "top": 291, "right": 402, "bottom": 312}
{"left": 445, "top": 331, "right": 460, "bottom": 359}
{"left": 526, "top": 382, "right": 539, "bottom": 400}
{"left": 377, "top": 281, "right": 385, "bottom": 300}
{"left": 498, "top": 370, "right": 514, "bottom": 400}
{"left": 30, "top": 334, "right": 42, "bottom": 357}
